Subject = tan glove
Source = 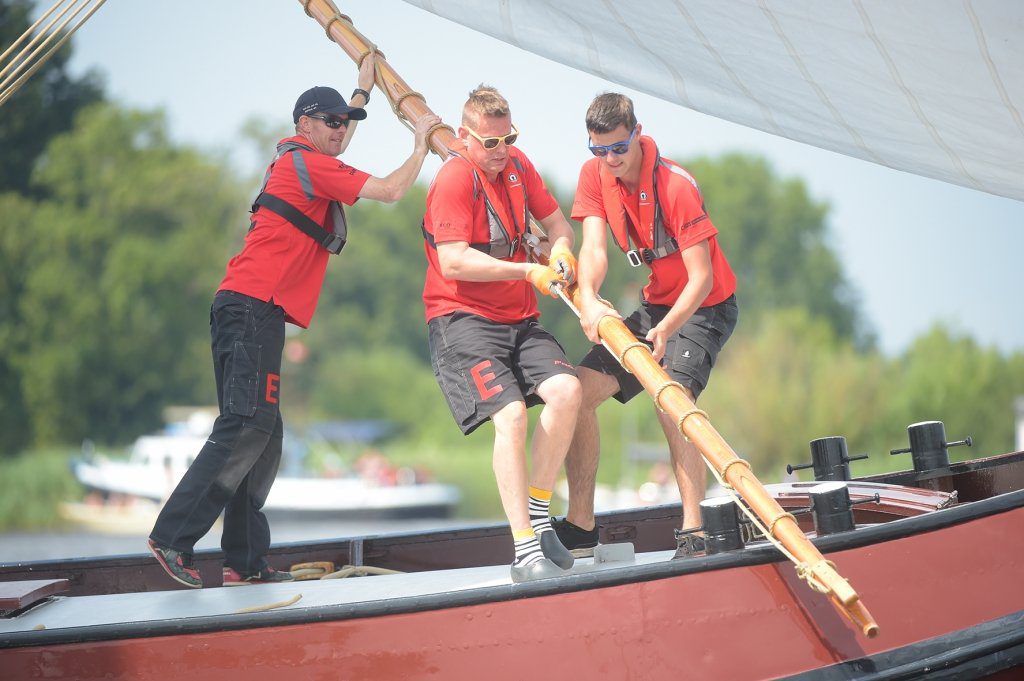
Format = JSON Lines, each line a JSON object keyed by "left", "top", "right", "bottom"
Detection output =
{"left": 549, "top": 244, "right": 578, "bottom": 285}
{"left": 525, "top": 264, "right": 566, "bottom": 298}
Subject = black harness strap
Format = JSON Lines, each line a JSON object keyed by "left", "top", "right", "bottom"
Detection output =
{"left": 254, "top": 193, "right": 346, "bottom": 254}
{"left": 623, "top": 156, "right": 680, "bottom": 267}
{"left": 421, "top": 155, "right": 528, "bottom": 260}
{"left": 250, "top": 142, "right": 347, "bottom": 255}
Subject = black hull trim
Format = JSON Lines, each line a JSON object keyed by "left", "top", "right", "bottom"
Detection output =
{"left": 264, "top": 504, "right": 455, "bottom": 521}
{"left": 786, "top": 610, "right": 1024, "bottom": 680}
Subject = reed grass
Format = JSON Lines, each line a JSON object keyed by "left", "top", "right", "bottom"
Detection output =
{"left": 0, "top": 448, "right": 80, "bottom": 531}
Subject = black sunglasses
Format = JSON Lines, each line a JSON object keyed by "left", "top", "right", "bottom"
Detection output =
{"left": 308, "top": 113, "right": 350, "bottom": 129}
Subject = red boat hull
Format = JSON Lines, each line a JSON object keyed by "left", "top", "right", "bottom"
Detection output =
{"left": 5, "top": 495, "right": 1023, "bottom": 680}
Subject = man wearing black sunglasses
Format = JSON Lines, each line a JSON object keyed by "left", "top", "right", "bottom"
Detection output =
{"left": 553, "top": 93, "right": 739, "bottom": 561}
{"left": 147, "top": 56, "right": 441, "bottom": 589}
{"left": 421, "top": 85, "right": 581, "bottom": 583}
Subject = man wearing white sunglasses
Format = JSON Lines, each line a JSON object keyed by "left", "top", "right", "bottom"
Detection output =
{"left": 421, "top": 85, "right": 581, "bottom": 583}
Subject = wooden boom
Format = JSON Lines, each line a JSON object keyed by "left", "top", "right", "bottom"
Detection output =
{"left": 297, "top": 0, "right": 879, "bottom": 639}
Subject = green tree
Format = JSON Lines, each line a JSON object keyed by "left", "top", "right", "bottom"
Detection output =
{"left": 2, "top": 103, "right": 246, "bottom": 451}
{"left": 0, "top": 0, "right": 104, "bottom": 196}
{"left": 285, "top": 185, "right": 436, "bottom": 414}
{"left": 692, "top": 308, "right": 891, "bottom": 477}
{"left": 684, "top": 153, "right": 870, "bottom": 347}
{"left": 887, "top": 325, "right": 1024, "bottom": 459}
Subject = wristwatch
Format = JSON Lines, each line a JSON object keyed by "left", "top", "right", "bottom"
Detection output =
{"left": 352, "top": 88, "right": 370, "bottom": 104}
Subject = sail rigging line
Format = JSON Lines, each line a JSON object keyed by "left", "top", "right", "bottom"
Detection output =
{"left": 297, "top": 0, "right": 879, "bottom": 639}
{"left": 671, "top": 0, "right": 784, "bottom": 139}
{"left": 852, "top": 0, "right": 982, "bottom": 191}
{"left": 0, "top": 0, "right": 108, "bottom": 109}
{"left": 964, "top": 0, "right": 1024, "bottom": 138}
{"left": 755, "top": 0, "right": 887, "bottom": 167}
{"left": 0, "top": 0, "right": 64, "bottom": 68}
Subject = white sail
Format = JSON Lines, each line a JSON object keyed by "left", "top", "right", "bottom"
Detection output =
{"left": 402, "top": 0, "right": 1024, "bottom": 201}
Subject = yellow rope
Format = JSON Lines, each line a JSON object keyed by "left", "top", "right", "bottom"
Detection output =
{"left": 796, "top": 560, "right": 837, "bottom": 594}
{"left": 719, "top": 457, "right": 750, "bottom": 484}
{"left": 427, "top": 122, "right": 457, "bottom": 140}
{"left": 614, "top": 341, "right": 648, "bottom": 372}
{"left": 321, "top": 564, "right": 404, "bottom": 579}
{"left": 767, "top": 511, "right": 798, "bottom": 537}
{"left": 653, "top": 380, "right": 684, "bottom": 412}
{"left": 675, "top": 407, "right": 709, "bottom": 434}
{"left": 233, "top": 593, "right": 302, "bottom": 614}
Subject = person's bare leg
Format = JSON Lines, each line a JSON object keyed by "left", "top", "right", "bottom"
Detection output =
{"left": 563, "top": 367, "right": 620, "bottom": 530}
{"left": 530, "top": 373, "right": 582, "bottom": 491}
{"left": 490, "top": 400, "right": 530, "bottom": 530}
{"left": 656, "top": 386, "right": 707, "bottom": 530}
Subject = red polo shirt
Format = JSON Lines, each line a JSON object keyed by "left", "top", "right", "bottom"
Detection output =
{"left": 571, "top": 154, "right": 736, "bottom": 307}
{"left": 422, "top": 148, "right": 559, "bottom": 323}
{"left": 218, "top": 136, "right": 369, "bottom": 328}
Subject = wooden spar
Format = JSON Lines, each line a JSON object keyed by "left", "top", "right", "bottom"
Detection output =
{"left": 589, "top": 305, "right": 879, "bottom": 637}
{"left": 296, "top": 0, "right": 879, "bottom": 639}
{"left": 300, "top": 0, "right": 456, "bottom": 159}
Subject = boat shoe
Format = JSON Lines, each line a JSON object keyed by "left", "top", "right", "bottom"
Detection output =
{"left": 222, "top": 566, "right": 295, "bottom": 586}
{"left": 147, "top": 539, "right": 202, "bottom": 588}
{"left": 550, "top": 518, "right": 599, "bottom": 558}
{"left": 539, "top": 529, "right": 575, "bottom": 569}
{"left": 672, "top": 529, "right": 706, "bottom": 559}
{"left": 510, "top": 557, "right": 564, "bottom": 583}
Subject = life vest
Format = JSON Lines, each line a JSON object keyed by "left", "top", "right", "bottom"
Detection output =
{"left": 600, "top": 136, "right": 693, "bottom": 267}
{"left": 250, "top": 141, "right": 348, "bottom": 255}
{"left": 422, "top": 143, "right": 530, "bottom": 259}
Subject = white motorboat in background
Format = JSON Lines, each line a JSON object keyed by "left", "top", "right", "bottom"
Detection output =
{"left": 69, "top": 412, "right": 461, "bottom": 524}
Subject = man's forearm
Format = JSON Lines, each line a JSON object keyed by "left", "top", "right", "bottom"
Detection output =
{"left": 379, "top": 146, "right": 430, "bottom": 200}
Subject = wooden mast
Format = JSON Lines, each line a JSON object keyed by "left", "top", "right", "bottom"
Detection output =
{"left": 297, "top": 0, "right": 879, "bottom": 639}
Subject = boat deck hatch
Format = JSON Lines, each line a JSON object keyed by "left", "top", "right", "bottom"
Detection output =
{"left": 0, "top": 579, "right": 69, "bottom": 618}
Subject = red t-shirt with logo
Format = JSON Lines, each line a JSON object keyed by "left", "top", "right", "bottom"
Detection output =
{"left": 218, "top": 136, "right": 370, "bottom": 328}
{"left": 422, "top": 148, "right": 559, "bottom": 323}
{"left": 571, "top": 155, "right": 736, "bottom": 307}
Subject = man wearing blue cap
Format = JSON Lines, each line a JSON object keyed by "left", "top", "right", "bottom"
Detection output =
{"left": 148, "top": 57, "right": 441, "bottom": 588}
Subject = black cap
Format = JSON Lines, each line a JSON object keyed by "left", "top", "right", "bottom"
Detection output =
{"left": 293, "top": 86, "right": 367, "bottom": 123}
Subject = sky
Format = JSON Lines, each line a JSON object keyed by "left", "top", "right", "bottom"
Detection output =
{"left": 57, "top": 0, "right": 1024, "bottom": 356}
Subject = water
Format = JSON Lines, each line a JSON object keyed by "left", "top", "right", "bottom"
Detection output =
{"left": 0, "top": 518, "right": 479, "bottom": 563}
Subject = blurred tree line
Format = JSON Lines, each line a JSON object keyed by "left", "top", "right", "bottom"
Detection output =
{"left": 1, "top": 1, "right": 1022, "bottom": 480}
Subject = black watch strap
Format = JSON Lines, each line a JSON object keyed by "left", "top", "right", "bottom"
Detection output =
{"left": 352, "top": 88, "right": 370, "bottom": 104}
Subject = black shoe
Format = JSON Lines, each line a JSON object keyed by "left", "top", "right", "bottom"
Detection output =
{"left": 673, "top": 529, "right": 706, "bottom": 559}
{"left": 539, "top": 529, "right": 574, "bottom": 569}
{"left": 222, "top": 566, "right": 294, "bottom": 586}
{"left": 510, "top": 558, "right": 563, "bottom": 583}
{"left": 148, "top": 539, "right": 202, "bottom": 588}
{"left": 551, "top": 518, "right": 599, "bottom": 558}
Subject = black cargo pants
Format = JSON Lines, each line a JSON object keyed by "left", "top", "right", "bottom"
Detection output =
{"left": 150, "top": 290, "right": 286, "bottom": 575}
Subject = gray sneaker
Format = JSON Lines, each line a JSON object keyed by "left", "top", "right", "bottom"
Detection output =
{"left": 539, "top": 530, "right": 575, "bottom": 569}
{"left": 510, "top": 558, "right": 564, "bottom": 583}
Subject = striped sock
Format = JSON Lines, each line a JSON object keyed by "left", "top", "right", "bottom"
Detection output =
{"left": 529, "top": 486, "right": 553, "bottom": 534}
{"left": 512, "top": 527, "right": 544, "bottom": 567}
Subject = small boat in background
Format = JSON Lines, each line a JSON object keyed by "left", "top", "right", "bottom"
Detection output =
{"left": 69, "top": 412, "right": 461, "bottom": 524}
